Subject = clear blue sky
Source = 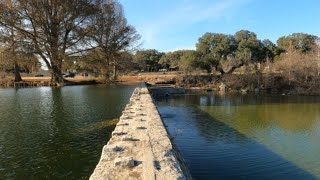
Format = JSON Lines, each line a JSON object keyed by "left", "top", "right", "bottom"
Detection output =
{"left": 119, "top": 0, "right": 320, "bottom": 52}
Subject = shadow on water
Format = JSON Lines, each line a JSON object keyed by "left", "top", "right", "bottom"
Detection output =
{"left": 178, "top": 92, "right": 320, "bottom": 106}
{"left": 155, "top": 95, "right": 317, "bottom": 180}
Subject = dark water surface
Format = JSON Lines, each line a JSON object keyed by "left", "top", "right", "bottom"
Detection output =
{"left": 0, "top": 84, "right": 136, "bottom": 179}
{"left": 155, "top": 93, "right": 320, "bottom": 180}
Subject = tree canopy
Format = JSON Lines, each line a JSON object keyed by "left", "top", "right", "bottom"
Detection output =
{"left": 0, "top": 0, "right": 139, "bottom": 85}
{"left": 133, "top": 49, "right": 164, "bottom": 72}
{"left": 277, "top": 33, "right": 318, "bottom": 53}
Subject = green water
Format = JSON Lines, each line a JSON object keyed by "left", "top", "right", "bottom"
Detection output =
{"left": 200, "top": 101, "right": 320, "bottom": 177}
{"left": 0, "top": 85, "right": 136, "bottom": 179}
{"left": 155, "top": 93, "right": 320, "bottom": 179}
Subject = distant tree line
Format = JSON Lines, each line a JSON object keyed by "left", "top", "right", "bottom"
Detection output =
{"left": 133, "top": 30, "right": 319, "bottom": 75}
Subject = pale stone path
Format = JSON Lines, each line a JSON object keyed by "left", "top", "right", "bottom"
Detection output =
{"left": 90, "top": 86, "right": 187, "bottom": 180}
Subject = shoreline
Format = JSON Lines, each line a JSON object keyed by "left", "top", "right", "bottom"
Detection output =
{"left": 1, "top": 73, "right": 319, "bottom": 96}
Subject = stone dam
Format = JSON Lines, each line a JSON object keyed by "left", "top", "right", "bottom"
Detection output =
{"left": 90, "top": 85, "right": 189, "bottom": 180}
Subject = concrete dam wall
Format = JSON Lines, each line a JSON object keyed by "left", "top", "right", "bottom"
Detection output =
{"left": 90, "top": 85, "right": 188, "bottom": 180}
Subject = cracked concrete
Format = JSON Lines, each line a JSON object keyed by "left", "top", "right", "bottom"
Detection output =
{"left": 90, "top": 86, "right": 187, "bottom": 180}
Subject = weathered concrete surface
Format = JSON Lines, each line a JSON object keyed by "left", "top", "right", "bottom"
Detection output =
{"left": 90, "top": 86, "right": 187, "bottom": 180}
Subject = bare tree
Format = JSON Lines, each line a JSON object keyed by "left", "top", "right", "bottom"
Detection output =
{"left": 87, "top": 0, "right": 140, "bottom": 82}
{"left": 0, "top": 0, "right": 96, "bottom": 86}
{"left": 0, "top": 26, "right": 36, "bottom": 81}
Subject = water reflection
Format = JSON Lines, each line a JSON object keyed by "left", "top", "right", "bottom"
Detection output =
{"left": 155, "top": 93, "right": 320, "bottom": 179}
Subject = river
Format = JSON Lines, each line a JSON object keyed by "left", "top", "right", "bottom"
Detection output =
{"left": 0, "top": 84, "right": 136, "bottom": 179}
{"left": 155, "top": 93, "right": 320, "bottom": 180}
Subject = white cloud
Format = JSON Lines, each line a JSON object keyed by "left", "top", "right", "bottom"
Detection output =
{"left": 138, "top": 0, "right": 253, "bottom": 51}
{"left": 164, "top": 45, "right": 196, "bottom": 53}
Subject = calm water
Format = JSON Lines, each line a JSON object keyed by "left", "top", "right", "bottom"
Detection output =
{"left": 155, "top": 93, "right": 320, "bottom": 180}
{"left": 0, "top": 84, "right": 136, "bottom": 179}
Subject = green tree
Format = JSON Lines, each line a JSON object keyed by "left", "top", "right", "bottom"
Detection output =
{"left": 179, "top": 50, "right": 200, "bottom": 73}
{"left": 159, "top": 50, "right": 195, "bottom": 70}
{"left": 277, "top": 33, "right": 318, "bottom": 53}
{"left": 262, "top": 39, "right": 278, "bottom": 61}
{"left": 196, "top": 32, "right": 237, "bottom": 73}
{"left": 133, "top": 49, "right": 164, "bottom": 72}
{"left": 234, "top": 30, "right": 264, "bottom": 64}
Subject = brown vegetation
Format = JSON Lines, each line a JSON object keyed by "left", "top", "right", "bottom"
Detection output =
{"left": 0, "top": 73, "right": 13, "bottom": 87}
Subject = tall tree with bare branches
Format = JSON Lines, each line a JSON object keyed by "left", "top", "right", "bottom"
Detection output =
{"left": 0, "top": 0, "right": 96, "bottom": 86}
{"left": 87, "top": 0, "right": 140, "bottom": 82}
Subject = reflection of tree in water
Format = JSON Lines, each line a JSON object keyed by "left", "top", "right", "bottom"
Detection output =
{"left": 158, "top": 93, "right": 320, "bottom": 134}
{"left": 197, "top": 94, "right": 320, "bottom": 178}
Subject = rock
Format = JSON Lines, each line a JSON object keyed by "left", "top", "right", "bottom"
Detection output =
{"left": 114, "top": 157, "right": 135, "bottom": 168}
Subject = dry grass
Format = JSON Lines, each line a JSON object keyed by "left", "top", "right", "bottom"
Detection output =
{"left": 118, "top": 72, "right": 178, "bottom": 84}
{"left": 0, "top": 74, "right": 13, "bottom": 87}
{"left": 22, "top": 77, "right": 51, "bottom": 82}
{"left": 271, "top": 50, "right": 320, "bottom": 94}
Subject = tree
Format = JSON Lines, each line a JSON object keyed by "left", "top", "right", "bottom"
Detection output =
{"left": 196, "top": 32, "right": 237, "bottom": 74}
{"left": 0, "top": 26, "right": 39, "bottom": 81}
{"left": 179, "top": 50, "right": 200, "bottom": 73}
{"left": 262, "top": 39, "right": 278, "bottom": 61}
{"left": 234, "top": 30, "right": 264, "bottom": 64}
{"left": 159, "top": 50, "right": 191, "bottom": 69}
{"left": 87, "top": 0, "right": 140, "bottom": 81}
{"left": 115, "top": 51, "right": 136, "bottom": 73}
{"left": 0, "top": 46, "right": 39, "bottom": 77}
{"left": 0, "top": 0, "right": 97, "bottom": 86}
{"left": 133, "top": 49, "right": 164, "bottom": 72}
{"left": 277, "top": 33, "right": 318, "bottom": 53}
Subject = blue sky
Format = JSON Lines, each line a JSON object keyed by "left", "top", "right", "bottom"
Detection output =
{"left": 119, "top": 0, "right": 320, "bottom": 52}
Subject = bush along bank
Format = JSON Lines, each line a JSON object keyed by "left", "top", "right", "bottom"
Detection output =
{"left": 176, "top": 73, "right": 320, "bottom": 96}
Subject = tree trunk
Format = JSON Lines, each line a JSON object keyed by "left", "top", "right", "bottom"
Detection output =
{"left": 112, "top": 60, "right": 117, "bottom": 80}
{"left": 51, "top": 62, "right": 64, "bottom": 86}
{"left": 14, "top": 62, "right": 22, "bottom": 82}
{"left": 104, "top": 72, "right": 110, "bottom": 83}
{"left": 221, "top": 62, "right": 244, "bottom": 75}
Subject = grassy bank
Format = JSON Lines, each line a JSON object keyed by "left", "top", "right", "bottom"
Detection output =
{"left": 2, "top": 72, "right": 319, "bottom": 95}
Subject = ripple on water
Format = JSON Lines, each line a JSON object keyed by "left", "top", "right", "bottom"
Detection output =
{"left": 0, "top": 85, "right": 136, "bottom": 179}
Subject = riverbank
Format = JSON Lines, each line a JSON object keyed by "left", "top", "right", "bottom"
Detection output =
{"left": 2, "top": 72, "right": 319, "bottom": 95}
{"left": 176, "top": 73, "right": 320, "bottom": 96}
{"left": 0, "top": 76, "right": 102, "bottom": 88}
{"left": 119, "top": 72, "right": 320, "bottom": 96}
